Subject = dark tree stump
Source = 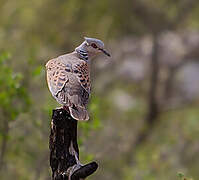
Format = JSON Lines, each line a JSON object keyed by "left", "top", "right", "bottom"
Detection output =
{"left": 49, "top": 109, "right": 98, "bottom": 180}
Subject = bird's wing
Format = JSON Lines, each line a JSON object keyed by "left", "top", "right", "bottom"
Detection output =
{"left": 46, "top": 58, "right": 69, "bottom": 96}
{"left": 46, "top": 57, "right": 90, "bottom": 107}
{"left": 72, "top": 60, "right": 91, "bottom": 93}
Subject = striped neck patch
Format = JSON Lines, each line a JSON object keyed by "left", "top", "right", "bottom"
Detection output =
{"left": 76, "top": 49, "right": 88, "bottom": 61}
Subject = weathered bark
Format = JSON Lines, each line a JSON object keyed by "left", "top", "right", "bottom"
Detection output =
{"left": 49, "top": 109, "right": 98, "bottom": 180}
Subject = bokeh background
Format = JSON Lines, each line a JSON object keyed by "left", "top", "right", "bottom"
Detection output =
{"left": 1, "top": 0, "right": 199, "bottom": 179}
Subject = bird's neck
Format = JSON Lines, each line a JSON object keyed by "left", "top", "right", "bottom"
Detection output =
{"left": 75, "top": 41, "right": 97, "bottom": 61}
{"left": 75, "top": 42, "right": 89, "bottom": 61}
{"left": 75, "top": 48, "right": 89, "bottom": 61}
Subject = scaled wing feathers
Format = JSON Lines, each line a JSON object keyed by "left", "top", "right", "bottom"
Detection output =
{"left": 46, "top": 55, "right": 90, "bottom": 110}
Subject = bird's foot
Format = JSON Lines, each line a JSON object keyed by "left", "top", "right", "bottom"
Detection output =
{"left": 55, "top": 106, "right": 63, "bottom": 110}
{"left": 63, "top": 105, "right": 70, "bottom": 112}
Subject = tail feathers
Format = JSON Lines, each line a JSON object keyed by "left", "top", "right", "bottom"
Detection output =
{"left": 69, "top": 106, "right": 89, "bottom": 121}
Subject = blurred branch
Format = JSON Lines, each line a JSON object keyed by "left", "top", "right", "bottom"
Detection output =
{"left": 49, "top": 109, "right": 98, "bottom": 180}
{"left": 163, "top": 44, "right": 199, "bottom": 105}
{"left": 131, "top": 0, "right": 171, "bottom": 33}
{"left": 170, "top": 0, "right": 198, "bottom": 28}
{"left": 175, "top": 46, "right": 199, "bottom": 69}
{"left": 131, "top": 0, "right": 198, "bottom": 32}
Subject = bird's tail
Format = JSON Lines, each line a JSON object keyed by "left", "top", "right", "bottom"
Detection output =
{"left": 69, "top": 106, "right": 89, "bottom": 121}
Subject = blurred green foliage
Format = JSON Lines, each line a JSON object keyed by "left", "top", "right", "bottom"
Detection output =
{"left": 0, "top": 51, "right": 30, "bottom": 119}
{"left": 178, "top": 172, "right": 193, "bottom": 180}
{"left": 0, "top": 51, "right": 30, "bottom": 178}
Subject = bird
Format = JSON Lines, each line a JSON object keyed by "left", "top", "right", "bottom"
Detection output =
{"left": 46, "top": 37, "right": 110, "bottom": 121}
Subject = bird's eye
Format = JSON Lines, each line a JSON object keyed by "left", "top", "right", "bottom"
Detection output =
{"left": 91, "top": 43, "right": 97, "bottom": 49}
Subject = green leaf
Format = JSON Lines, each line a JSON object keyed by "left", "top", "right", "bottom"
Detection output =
{"left": 0, "top": 51, "right": 11, "bottom": 63}
{"left": 32, "top": 66, "right": 43, "bottom": 76}
{"left": 177, "top": 172, "right": 185, "bottom": 178}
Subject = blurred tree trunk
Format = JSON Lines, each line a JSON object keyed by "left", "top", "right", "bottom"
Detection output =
{"left": 133, "top": 33, "right": 160, "bottom": 147}
{"left": 145, "top": 34, "right": 160, "bottom": 125}
{"left": 125, "top": 34, "right": 161, "bottom": 164}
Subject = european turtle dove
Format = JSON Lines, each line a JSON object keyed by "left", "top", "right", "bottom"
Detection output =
{"left": 46, "top": 37, "right": 110, "bottom": 121}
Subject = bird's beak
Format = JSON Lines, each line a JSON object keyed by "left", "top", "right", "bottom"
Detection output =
{"left": 99, "top": 48, "right": 111, "bottom": 57}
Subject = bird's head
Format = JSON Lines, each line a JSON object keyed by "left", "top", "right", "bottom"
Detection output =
{"left": 84, "top": 37, "right": 110, "bottom": 57}
{"left": 76, "top": 37, "right": 110, "bottom": 59}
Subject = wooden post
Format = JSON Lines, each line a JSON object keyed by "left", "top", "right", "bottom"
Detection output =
{"left": 49, "top": 108, "right": 98, "bottom": 180}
